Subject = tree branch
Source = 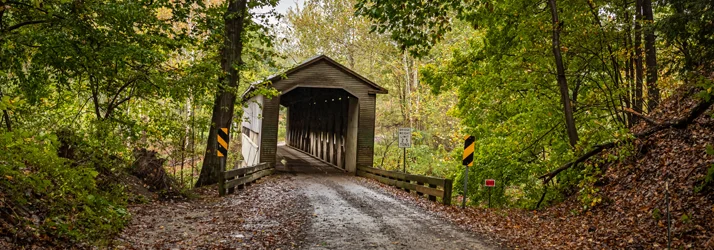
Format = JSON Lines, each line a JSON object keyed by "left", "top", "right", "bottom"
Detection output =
{"left": 2, "top": 110, "right": 10, "bottom": 132}
{"left": 1, "top": 20, "right": 49, "bottom": 34}
{"left": 90, "top": 76, "right": 102, "bottom": 120}
{"left": 106, "top": 78, "right": 137, "bottom": 114}
{"left": 620, "top": 108, "right": 659, "bottom": 125}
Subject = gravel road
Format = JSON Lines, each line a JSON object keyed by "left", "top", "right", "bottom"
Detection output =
{"left": 277, "top": 145, "right": 496, "bottom": 250}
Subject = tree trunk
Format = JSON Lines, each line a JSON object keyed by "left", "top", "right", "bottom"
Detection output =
{"left": 195, "top": 0, "right": 248, "bottom": 187}
{"left": 634, "top": 0, "right": 644, "bottom": 118}
{"left": 0, "top": 90, "right": 11, "bottom": 131}
{"left": 548, "top": 0, "right": 579, "bottom": 148}
{"left": 2, "top": 109, "right": 10, "bottom": 132}
{"left": 624, "top": 0, "right": 634, "bottom": 127}
{"left": 403, "top": 51, "right": 412, "bottom": 128}
{"left": 642, "top": 0, "right": 659, "bottom": 111}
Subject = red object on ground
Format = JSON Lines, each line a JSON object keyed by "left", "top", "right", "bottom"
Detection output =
{"left": 485, "top": 179, "right": 496, "bottom": 187}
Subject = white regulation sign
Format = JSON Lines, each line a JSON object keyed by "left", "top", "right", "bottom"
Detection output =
{"left": 398, "top": 127, "right": 412, "bottom": 148}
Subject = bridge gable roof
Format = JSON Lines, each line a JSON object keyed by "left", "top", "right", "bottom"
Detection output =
{"left": 243, "top": 55, "right": 388, "bottom": 99}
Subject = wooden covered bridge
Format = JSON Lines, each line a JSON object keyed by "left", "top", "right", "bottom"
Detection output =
{"left": 240, "top": 55, "right": 388, "bottom": 173}
{"left": 226, "top": 55, "right": 453, "bottom": 205}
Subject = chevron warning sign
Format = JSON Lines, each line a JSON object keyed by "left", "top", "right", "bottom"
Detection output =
{"left": 462, "top": 135, "right": 475, "bottom": 167}
{"left": 217, "top": 128, "right": 229, "bottom": 157}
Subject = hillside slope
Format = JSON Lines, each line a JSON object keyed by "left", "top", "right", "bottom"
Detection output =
{"left": 363, "top": 86, "right": 714, "bottom": 249}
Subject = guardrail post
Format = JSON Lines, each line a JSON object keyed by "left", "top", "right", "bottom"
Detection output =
{"left": 238, "top": 172, "right": 245, "bottom": 189}
{"left": 442, "top": 179, "right": 453, "bottom": 205}
{"left": 428, "top": 183, "right": 437, "bottom": 201}
{"left": 228, "top": 182, "right": 235, "bottom": 194}
{"left": 416, "top": 181, "right": 424, "bottom": 197}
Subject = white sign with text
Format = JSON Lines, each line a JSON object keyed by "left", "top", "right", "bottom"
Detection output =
{"left": 398, "top": 128, "right": 412, "bottom": 148}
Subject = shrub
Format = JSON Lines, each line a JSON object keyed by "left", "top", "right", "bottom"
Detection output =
{"left": 0, "top": 130, "right": 128, "bottom": 246}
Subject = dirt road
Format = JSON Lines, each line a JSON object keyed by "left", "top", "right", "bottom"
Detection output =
{"left": 115, "top": 145, "right": 496, "bottom": 249}
{"left": 277, "top": 146, "right": 495, "bottom": 250}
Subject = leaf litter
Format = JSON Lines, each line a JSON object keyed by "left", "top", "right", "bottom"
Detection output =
{"left": 115, "top": 175, "right": 310, "bottom": 249}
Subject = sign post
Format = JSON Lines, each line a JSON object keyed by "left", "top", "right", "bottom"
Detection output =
{"left": 485, "top": 179, "right": 495, "bottom": 208}
{"left": 462, "top": 136, "right": 475, "bottom": 208}
{"left": 398, "top": 128, "right": 412, "bottom": 173}
{"left": 217, "top": 128, "right": 229, "bottom": 196}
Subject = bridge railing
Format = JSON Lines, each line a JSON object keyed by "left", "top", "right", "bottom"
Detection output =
{"left": 357, "top": 166, "right": 453, "bottom": 205}
{"left": 219, "top": 162, "right": 274, "bottom": 196}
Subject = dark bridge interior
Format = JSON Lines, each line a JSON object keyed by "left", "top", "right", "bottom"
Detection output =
{"left": 280, "top": 87, "right": 358, "bottom": 171}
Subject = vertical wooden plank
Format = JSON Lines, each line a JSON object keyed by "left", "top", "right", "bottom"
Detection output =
{"left": 298, "top": 105, "right": 304, "bottom": 150}
{"left": 322, "top": 103, "right": 327, "bottom": 162}
{"left": 239, "top": 173, "right": 245, "bottom": 189}
{"left": 331, "top": 100, "right": 337, "bottom": 164}
{"left": 326, "top": 102, "right": 333, "bottom": 163}
{"left": 318, "top": 106, "right": 323, "bottom": 160}
{"left": 307, "top": 104, "right": 317, "bottom": 154}
{"left": 428, "top": 184, "right": 437, "bottom": 201}
{"left": 443, "top": 179, "right": 453, "bottom": 205}
{"left": 228, "top": 174, "right": 235, "bottom": 194}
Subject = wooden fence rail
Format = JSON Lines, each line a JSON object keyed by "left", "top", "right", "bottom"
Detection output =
{"left": 219, "top": 162, "right": 274, "bottom": 196}
{"left": 357, "top": 166, "right": 453, "bottom": 205}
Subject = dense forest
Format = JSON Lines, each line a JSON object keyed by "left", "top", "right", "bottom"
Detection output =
{"left": 1, "top": 0, "right": 713, "bottom": 248}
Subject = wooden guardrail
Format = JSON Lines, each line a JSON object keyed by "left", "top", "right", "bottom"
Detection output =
{"left": 357, "top": 166, "right": 453, "bottom": 205}
{"left": 219, "top": 162, "right": 274, "bottom": 196}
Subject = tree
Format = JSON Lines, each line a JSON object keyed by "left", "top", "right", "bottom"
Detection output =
{"left": 634, "top": 0, "right": 644, "bottom": 116}
{"left": 195, "top": 0, "right": 281, "bottom": 186}
{"left": 547, "top": 0, "right": 578, "bottom": 148}
{"left": 642, "top": 0, "right": 659, "bottom": 110}
{"left": 195, "top": 0, "right": 250, "bottom": 186}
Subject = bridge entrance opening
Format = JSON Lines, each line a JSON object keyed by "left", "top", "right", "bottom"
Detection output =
{"left": 279, "top": 87, "right": 358, "bottom": 171}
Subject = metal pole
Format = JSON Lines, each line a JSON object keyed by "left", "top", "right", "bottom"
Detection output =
{"left": 488, "top": 186, "right": 492, "bottom": 208}
{"left": 403, "top": 148, "right": 407, "bottom": 173}
{"left": 218, "top": 156, "right": 226, "bottom": 196}
{"left": 666, "top": 182, "right": 671, "bottom": 249}
{"left": 462, "top": 166, "right": 468, "bottom": 209}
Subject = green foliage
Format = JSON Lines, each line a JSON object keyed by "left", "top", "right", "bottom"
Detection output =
{"left": 0, "top": 129, "right": 128, "bottom": 245}
{"left": 652, "top": 208, "right": 662, "bottom": 221}
{"left": 357, "top": 0, "right": 689, "bottom": 209}
{"left": 577, "top": 163, "right": 603, "bottom": 210}
{"left": 354, "top": 0, "right": 455, "bottom": 57}
{"left": 658, "top": 0, "right": 714, "bottom": 74}
{"left": 680, "top": 212, "right": 692, "bottom": 224}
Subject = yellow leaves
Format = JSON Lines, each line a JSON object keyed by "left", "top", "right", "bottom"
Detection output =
{"left": 156, "top": 7, "right": 173, "bottom": 21}
{"left": 5, "top": 175, "right": 13, "bottom": 181}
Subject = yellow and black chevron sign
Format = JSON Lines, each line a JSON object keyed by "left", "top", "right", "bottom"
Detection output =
{"left": 217, "top": 128, "right": 229, "bottom": 157}
{"left": 462, "top": 135, "right": 475, "bottom": 167}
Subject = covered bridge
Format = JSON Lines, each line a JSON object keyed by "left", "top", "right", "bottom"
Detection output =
{"left": 240, "top": 55, "right": 388, "bottom": 173}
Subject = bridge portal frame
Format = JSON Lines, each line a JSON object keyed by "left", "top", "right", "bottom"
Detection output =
{"left": 241, "top": 55, "right": 388, "bottom": 173}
